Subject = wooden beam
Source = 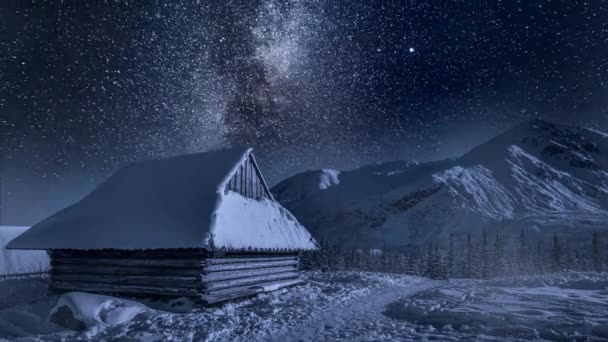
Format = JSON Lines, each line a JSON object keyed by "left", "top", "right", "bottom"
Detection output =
{"left": 201, "top": 265, "right": 296, "bottom": 282}
{"left": 52, "top": 264, "right": 202, "bottom": 277}
{"left": 249, "top": 153, "right": 274, "bottom": 200}
{"left": 52, "top": 273, "right": 202, "bottom": 288}
{"left": 203, "top": 259, "right": 298, "bottom": 272}
{"left": 50, "top": 249, "right": 207, "bottom": 259}
{"left": 205, "top": 256, "right": 297, "bottom": 266}
{"left": 202, "top": 287, "right": 263, "bottom": 305}
{"left": 52, "top": 257, "right": 202, "bottom": 268}
{"left": 203, "top": 271, "right": 298, "bottom": 291}
{"left": 51, "top": 281, "right": 201, "bottom": 297}
{"left": 203, "top": 276, "right": 301, "bottom": 297}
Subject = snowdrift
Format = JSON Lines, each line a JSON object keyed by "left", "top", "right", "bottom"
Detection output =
{"left": 50, "top": 292, "right": 155, "bottom": 330}
{"left": 0, "top": 226, "right": 49, "bottom": 276}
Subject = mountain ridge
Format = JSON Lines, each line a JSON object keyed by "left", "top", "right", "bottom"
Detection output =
{"left": 272, "top": 119, "right": 608, "bottom": 249}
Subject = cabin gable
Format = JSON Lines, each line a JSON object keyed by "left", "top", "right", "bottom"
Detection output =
{"left": 225, "top": 152, "right": 273, "bottom": 200}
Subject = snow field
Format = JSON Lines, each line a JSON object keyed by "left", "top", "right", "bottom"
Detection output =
{"left": 0, "top": 271, "right": 607, "bottom": 341}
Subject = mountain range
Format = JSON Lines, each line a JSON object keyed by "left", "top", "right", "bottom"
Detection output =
{"left": 271, "top": 119, "right": 608, "bottom": 249}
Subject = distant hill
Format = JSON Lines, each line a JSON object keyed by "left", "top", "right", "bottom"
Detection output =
{"left": 272, "top": 119, "right": 608, "bottom": 250}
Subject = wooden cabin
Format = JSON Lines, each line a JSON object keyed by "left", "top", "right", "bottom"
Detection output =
{"left": 7, "top": 148, "right": 318, "bottom": 304}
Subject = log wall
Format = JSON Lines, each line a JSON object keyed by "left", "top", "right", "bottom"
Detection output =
{"left": 201, "top": 254, "right": 300, "bottom": 304}
{"left": 49, "top": 249, "right": 205, "bottom": 297}
{"left": 49, "top": 249, "right": 302, "bottom": 304}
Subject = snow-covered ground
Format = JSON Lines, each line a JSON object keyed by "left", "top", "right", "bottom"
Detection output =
{"left": 0, "top": 272, "right": 607, "bottom": 341}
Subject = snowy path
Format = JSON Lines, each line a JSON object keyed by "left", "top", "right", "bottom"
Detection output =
{"left": 270, "top": 278, "right": 443, "bottom": 342}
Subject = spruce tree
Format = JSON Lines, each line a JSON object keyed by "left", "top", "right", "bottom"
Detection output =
{"left": 404, "top": 251, "right": 420, "bottom": 276}
{"left": 551, "top": 233, "right": 562, "bottom": 272}
{"left": 480, "top": 229, "right": 490, "bottom": 279}
{"left": 592, "top": 232, "right": 602, "bottom": 272}
{"left": 533, "top": 240, "right": 546, "bottom": 274}
{"left": 424, "top": 242, "right": 434, "bottom": 278}
{"left": 447, "top": 233, "right": 455, "bottom": 278}
{"left": 517, "top": 228, "right": 529, "bottom": 274}
{"left": 466, "top": 232, "right": 474, "bottom": 278}
{"left": 492, "top": 232, "right": 505, "bottom": 278}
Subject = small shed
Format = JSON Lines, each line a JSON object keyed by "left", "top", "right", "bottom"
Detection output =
{"left": 7, "top": 148, "right": 318, "bottom": 304}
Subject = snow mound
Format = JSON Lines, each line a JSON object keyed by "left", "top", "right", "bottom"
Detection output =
{"left": 0, "top": 226, "right": 49, "bottom": 276}
{"left": 50, "top": 292, "right": 155, "bottom": 330}
{"left": 319, "top": 169, "right": 340, "bottom": 190}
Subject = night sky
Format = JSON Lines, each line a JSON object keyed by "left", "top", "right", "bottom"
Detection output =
{"left": 2, "top": 1, "right": 608, "bottom": 224}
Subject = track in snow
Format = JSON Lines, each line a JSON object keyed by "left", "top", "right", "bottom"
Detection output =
{"left": 270, "top": 278, "right": 443, "bottom": 342}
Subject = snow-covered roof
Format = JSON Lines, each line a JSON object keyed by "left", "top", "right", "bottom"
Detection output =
{"left": 7, "top": 148, "right": 317, "bottom": 251}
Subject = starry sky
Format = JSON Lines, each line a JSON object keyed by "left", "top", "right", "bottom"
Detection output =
{"left": 2, "top": 0, "right": 608, "bottom": 224}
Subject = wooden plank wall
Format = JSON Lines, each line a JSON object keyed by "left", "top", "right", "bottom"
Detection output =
{"left": 49, "top": 249, "right": 206, "bottom": 297}
{"left": 226, "top": 155, "right": 271, "bottom": 200}
{"left": 201, "top": 254, "right": 301, "bottom": 304}
{"left": 49, "top": 250, "right": 302, "bottom": 304}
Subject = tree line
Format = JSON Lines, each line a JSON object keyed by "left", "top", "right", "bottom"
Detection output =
{"left": 301, "top": 230, "right": 606, "bottom": 279}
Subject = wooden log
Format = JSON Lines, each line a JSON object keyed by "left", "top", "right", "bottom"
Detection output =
{"left": 203, "top": 277, "right": 302, "bottom": 302}
{"left": 202, "top": 287, "right": 264, "bottom": 305}
{"left": 52, "top": 257, "right": 202, "bottom": 268}
{"left": 223, "top": 249, "right": 298, "bottom": 258}
{"left": 203, "top": 271, "right": 298, "bottom": 291}
{"left": 248, "top": 278, "right": 304, "bottom": 293}
{"left": 52, "top": 264, "right": 202, "bottom": 277}
{"left": 202, "top": 265, "right": 296, "bottom": 282}
{"left": 51, "top": 248, "right": 207, "bottom": 259}
{"left": 205, "top": 256, "right": 297, "bottom": 266}
{"left": 204, "top": 274, "right": 300, "bottom": 297}
{"left": 204, "top": 259, "right": 298, "bottom": 272}
{"left": 51, "top": 280, "right": 201, "bottom": 297}
{"left": 51, "top": 273, "right": 202, "bottom": 288}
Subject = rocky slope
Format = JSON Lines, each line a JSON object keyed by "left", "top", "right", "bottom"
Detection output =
{"left": 272, "top": 120, "right": 608, "bottom": 249}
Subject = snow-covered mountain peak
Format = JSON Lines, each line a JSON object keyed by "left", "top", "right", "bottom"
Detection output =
{"left": 273, "top": 120, "right": 608, "bottom": 249}
{"left": 319, "top": 169, "right": 340, "bottom": 190}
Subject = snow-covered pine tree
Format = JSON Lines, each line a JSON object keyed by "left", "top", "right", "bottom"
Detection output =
{"left": 516, "top": 228, "right": 530, "bottom": 274}
{"left": 491, "top": 232, "right": 506, "bottom": 278}
{"left": 381, "top": 242, "right": 389, "bottom": 273}
{"left": 532, "top": 240, "right": 546, "bottom": 274}
{"left": 480, "top": 229, "right": 490, "bottom": 279}
{"left": 562, "top": 241, "right": 575, "bottom": 272}
{"left": 465, "top": 232, "right": 474, "bottom": 278}
{"left": 551, "top": 233, "right": 563, "bottom": 272}
{"left": 434, "top": 245, "right": 448, "bottom": 279}
{"left": 426, "top": 243, "right": 448, "bottom": 279}
{"left": 592, "top": 232, "right": 602, "bottom": 272}
{"left": 404, "top": 251, "right": 420, "bottom": 276}
{"left": 452, "top": 235, "right": 468, "bottom": 278}
{"left": 423, "top": 242, "right": 433, "bottom": 278}
{"left": 332, "top": 244, "right": 346, "bottom": 271}
{"left": 447, "top": 232, "right": 455, "bottom": 278}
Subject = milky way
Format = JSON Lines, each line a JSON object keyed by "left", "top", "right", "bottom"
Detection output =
{"left": 2, "top": 1, "right": 608, "bottom": 223}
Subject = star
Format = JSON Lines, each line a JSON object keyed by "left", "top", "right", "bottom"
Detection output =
{"left": 409, "top": 47, "right": 415, "bottom": 53}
